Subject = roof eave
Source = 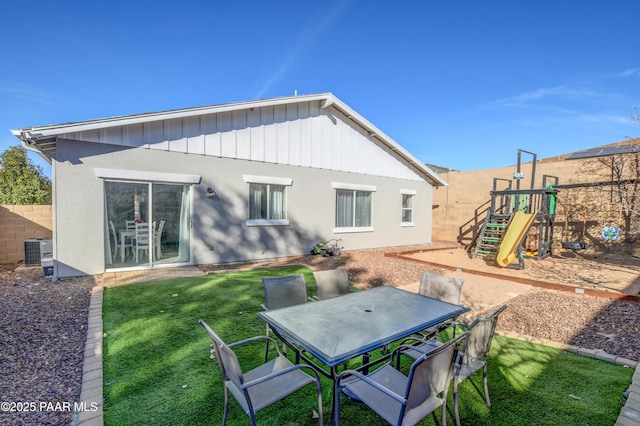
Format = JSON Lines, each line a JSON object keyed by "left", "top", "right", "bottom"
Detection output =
{"left": 10, "top": 129, "right": 54, "bottom": 164}
{"left": 14, "top": 93, "right": 334, "bottom": 138}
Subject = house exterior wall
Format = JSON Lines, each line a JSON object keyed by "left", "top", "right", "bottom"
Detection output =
{"left": 53, "top": 139, "right": 433, "bottom": 277}
{"left": 0, "top": 205, "right": 52, "bottom": 263}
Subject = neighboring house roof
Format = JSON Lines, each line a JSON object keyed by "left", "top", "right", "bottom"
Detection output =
{"left": 533, "top": 138, "right": 640, "bottom": 164}
{"left": 564, "top": 138, "right": 640, "bottom": 161}
{"left": 11, "top": 92, "right": 447, "bottom": 187}
{"left": 425, "top": 163, "right": 458, "bottom": 173}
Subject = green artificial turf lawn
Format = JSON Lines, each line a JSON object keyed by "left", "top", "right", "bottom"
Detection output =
{"left": 102, "top": 266, "right": 633, "bottom": 425}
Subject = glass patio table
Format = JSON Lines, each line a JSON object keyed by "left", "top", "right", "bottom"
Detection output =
{"left": 257, "top": 286, "right": 469, "bottom": 425}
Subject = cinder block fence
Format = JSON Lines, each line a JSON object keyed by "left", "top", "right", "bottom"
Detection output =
{"left": 0, "top": 205, "right": 52, "bottom": 264}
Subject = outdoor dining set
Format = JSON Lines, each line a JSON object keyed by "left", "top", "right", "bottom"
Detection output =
{"left": 199, "top": 270, "right": 508, "bottom": 425}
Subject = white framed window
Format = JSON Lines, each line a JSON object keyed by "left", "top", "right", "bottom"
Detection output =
{"left": 243, "top": 175, "right": 292, "bottom": 226}
{"left": 401, "top": 189, "right": 416, "bottom": 226}
{"left": 332, "top": 182, "right": 375, "bottom": 233}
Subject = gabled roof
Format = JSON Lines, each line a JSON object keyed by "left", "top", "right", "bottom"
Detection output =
{"left": 11, "top": 92, "right": 447, "bottom": 186}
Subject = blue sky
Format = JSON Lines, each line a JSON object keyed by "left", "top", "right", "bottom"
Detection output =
{"left": 2, "top": 1, "right": 639, "bottom": 178}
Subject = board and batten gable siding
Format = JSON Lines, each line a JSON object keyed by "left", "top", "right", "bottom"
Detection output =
{"left": 58, "top": 101, "right": 424, "bottom": 182}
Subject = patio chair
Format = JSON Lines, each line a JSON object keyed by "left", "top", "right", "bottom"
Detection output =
{"left": 336, "top": 331, "right": 469, "bottom": 426}
{"left": 198, "top": 319, "right": 323, "bottom": 426}
{"left": 398, "top": 304, "right": 508, "bottom": 425}
{"left": 261, "top": 274, "right": 310, "bottom": 361}
{"left": 312, "top": 269, "right": 352, "bottom": 300}
{"left": 415, "top": 272, "right": 465, "bottom": 339}
{"left": 452, "top": 304, "right": 508, "bottom": 425}
{"left": 419, "top": 272, "right": 464, "bottom": 305}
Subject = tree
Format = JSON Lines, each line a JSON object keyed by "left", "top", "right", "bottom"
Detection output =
{"left": 597, "top": 147, "right": 640, "bottom": 245}
{"left": 0, "top": 145, "right": 51, "bottom": 204}
{"left": 575, "top": 140, "right": 640, "bottom": 250}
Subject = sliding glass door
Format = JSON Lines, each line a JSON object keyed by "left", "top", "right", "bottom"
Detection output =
{"left": 104, "top": 181, "right": 190, "bottom": 269}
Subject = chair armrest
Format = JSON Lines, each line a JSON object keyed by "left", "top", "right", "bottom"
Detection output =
{"left": 447, "top": 320, "right": 468, "bottom": 330}
{"left": 441, "top": 320, "right": 469, "bottom": 339}
{"left": 393, "top": 341, "right": 435, "bottom": 361}
{"left": 397, "top": 336, "right": 431, "bottom": 347}
{"left": 337, "top": 369, "right": 406, "bottom": 404}
{"left": 228, "top": 335, "right": 284, "bottom": 356}
{"left": 240, "top": 362, "right": 322, "bottom": 390}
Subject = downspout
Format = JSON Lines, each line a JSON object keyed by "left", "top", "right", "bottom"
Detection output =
{"left": 49, "top": 158, "right": 58, "bottom": 282}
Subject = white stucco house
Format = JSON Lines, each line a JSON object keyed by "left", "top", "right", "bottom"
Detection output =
{"left": 12, "top": 93, "right": 446, "bottom": 279}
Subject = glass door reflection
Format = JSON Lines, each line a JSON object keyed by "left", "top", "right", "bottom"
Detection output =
{"left": 105, "top": 181, "right": 190, "bottom": 269}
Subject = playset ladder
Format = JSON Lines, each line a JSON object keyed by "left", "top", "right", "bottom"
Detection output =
{"left": 473, "top": 213, "right": 511, "bottom": 259}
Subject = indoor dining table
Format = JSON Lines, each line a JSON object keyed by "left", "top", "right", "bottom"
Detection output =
{"left": 257, "top": 286, "right": 469, "bottom": 425}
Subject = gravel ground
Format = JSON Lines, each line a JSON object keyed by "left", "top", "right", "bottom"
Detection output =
{"left": 499, "top": 290, "right": 640, "bottom": 361}
{"left": 1, "top": 244, "right": 639, "bottom": 424}
{"left": 0, "top": 265, "right": 97, "bottom": 426}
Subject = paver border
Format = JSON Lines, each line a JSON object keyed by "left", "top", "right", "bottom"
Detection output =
{"left": 75, "top": 283, "right": 104, "bottom": 426}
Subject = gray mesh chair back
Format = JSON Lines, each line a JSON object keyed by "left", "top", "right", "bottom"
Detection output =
{"left": 198, "top": 319, "right": 323, "bottom": 426}
{"left": 262, "top": 274, "right": 309, "bottom": 310}
{"left": 453, "top": 304, "right": 508, "bottom": 425}
{"left": 418, "top": 272, "right": 464, "bottom": 305}
{"left": 202, "top": 321, "right": 243, "bottom": 388}
{"left": 261, "top": 274, "right": 309, "bottom": 360}
{"left": 337, "top": 331, "right": 469, "bottom": 426}
{"left": 313, "top": 269, "right": 351, "bottom": 300}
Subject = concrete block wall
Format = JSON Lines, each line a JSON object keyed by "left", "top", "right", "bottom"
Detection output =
{"left": 0, "top": 205, "right": 53, "bottom": 263}
{"left": 431, "top": 156, "right": 634, "bottom": 252}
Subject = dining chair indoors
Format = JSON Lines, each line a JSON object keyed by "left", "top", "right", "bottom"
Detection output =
{"left": 123, "top": 220, "right": 137, "bottom": 257}
{"left": 198, "top": 320, "right": 323, "bottom": 426}
{"left": 134, "top": 222, "right": 150, "bottom": 263}
{"left": 312, "top": 269, "right": 352, "bottom": 300}
{"left": 261, "top": 274, "right": 310, "bottom": 361}
{"left": 336, "top": 331, "right": 469, "bottom": 426}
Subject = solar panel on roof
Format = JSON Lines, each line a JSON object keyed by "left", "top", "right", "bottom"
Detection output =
{"left": 566, "top": 144, "right": 640, "bottom": 160}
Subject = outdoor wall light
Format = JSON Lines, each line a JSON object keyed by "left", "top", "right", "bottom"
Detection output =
{"left": 206, "top": 187, "right": 217, "bottom": 198}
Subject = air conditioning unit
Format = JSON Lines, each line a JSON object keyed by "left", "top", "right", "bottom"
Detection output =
{"left": 24, "top": 238, "right": 53, "bottom": 267}
{"left": 24, "top": 239, "right": 43, "bottom": 266}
